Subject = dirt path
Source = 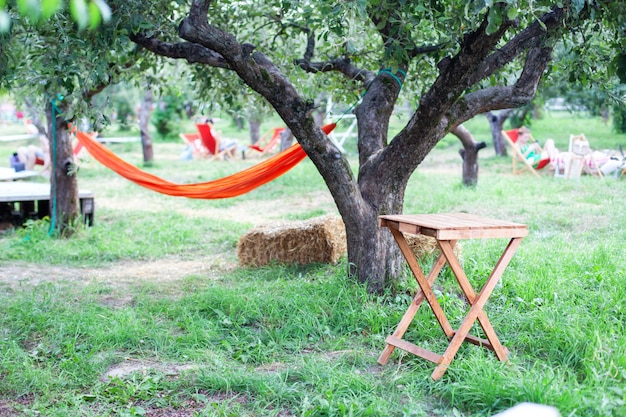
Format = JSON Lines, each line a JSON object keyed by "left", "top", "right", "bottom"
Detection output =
{"left": 0, "top": 257, "right": 228, "bottom": 291}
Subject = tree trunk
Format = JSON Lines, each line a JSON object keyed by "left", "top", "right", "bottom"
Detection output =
{"left": 249, "top": 119, "right": 261, "bottom": 144}
{"left": 343, "top": 193, "right": 405, "bottom": 294}
{"left": 453, "top": 124, "right": 484, "bottom": 187}
{"left": 139, "top": 87, "right": 154, "bottom": 164}
{"left": 485, "top": 109, "right": 513, "bottom": 156}
{"left": 279, "top": 128, "right": 294, "bottom": 151}
{"left": 234, "top": 115, "right": 245, "bottom": 130}
{"left": 46, "top": 102, "right": 80, "bottom": 236}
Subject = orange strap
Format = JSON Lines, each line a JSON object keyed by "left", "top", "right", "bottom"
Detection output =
{"left": 75, "top": 124, "right": 336, "bottom": 199}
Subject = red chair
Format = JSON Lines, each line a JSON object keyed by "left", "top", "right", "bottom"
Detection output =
{"left": 180, "top": 123, "right": 237, "bottom": 160}
{"left": 247, "top": 127, "right": 285, "bottom": 157}
{"left": 501, "top": 128, "right": 549, "bottom": 177}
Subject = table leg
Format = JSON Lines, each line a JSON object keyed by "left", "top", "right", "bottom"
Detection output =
{"left": 378, "top": 227, "right": 456, "bottom": 365}
{"left": 438, "top": 240, "right": 508, "bottom": 359}
{"left": 431, "top": 237, "right": 523, "bottom": 380}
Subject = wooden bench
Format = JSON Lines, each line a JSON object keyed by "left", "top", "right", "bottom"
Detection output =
{"left": 0, "top": 182, "right": 95, "bottom": 226}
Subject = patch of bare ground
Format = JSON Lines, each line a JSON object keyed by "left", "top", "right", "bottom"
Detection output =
{"left": 0, "top": 395, "right": 33, "bottom": 417}
{"left": 140, "top": 390, "right": 249, "bottom": 417}
{"left": 0, "top": 401, "right": 16, "bottom": 417}
{"left": 0, "top": 256, "right": 232, "bottom": 294}
{"left": 95, "top": 190, "right": 337, "bottom": 226}
{"left": 100, "top": 359, "right": 198, "bottom": 383}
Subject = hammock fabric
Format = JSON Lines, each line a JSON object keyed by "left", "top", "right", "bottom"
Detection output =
{"left": 75, "top": 123, "right": 336, "bottom": 199}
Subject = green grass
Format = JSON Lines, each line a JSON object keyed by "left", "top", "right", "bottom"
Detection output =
{"left": 0, "top": 112, "right": 625, "bottom": 416}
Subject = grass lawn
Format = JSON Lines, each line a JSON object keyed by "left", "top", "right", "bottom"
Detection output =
{"left": 0, "top": 112, "right": 625, "bottom": 416}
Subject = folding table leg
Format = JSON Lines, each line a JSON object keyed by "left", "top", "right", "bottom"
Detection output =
{"left": 437, "top": 240, "right": 508, "bottom": 359}
{"left": 378, "top": 228, "right": 456, "bottom": 365}
{"left": 430, "top": 237, "right": 523, "bottom": 380}
{"left": 377, "top": 251, "right": 448, "bottom": 365}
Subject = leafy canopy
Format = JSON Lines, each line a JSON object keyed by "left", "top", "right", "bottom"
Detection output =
{"left": 0, "top": 0, "right": 111, "bottom": 32}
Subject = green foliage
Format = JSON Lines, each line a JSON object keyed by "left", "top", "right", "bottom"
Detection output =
{"left": 613, "top": 103, "right": 626, "bottom": 134}
{"left": 151, "top": 95, "right": 186, "bottom": 141}
{"left": 1, "top": 0, "right": 110, "bottom": 32}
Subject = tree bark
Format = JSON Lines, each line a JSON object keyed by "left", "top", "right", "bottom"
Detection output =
{"left": 249, "top": 119, "right": 261, "bottom": 144}
{"left": 139, "top": 87, "right": 154, "bottom": 164}
{"left": 46, "top": 101, "right": 80, "bottom": 236}
{"left": 452, "top": 124, "right": 484, "bottom": 187}
{"left": 279, "top": 128, "right": 294, "bottom": 151}
{"left": 485, "top": 109, "right": 513, "bottom": 156}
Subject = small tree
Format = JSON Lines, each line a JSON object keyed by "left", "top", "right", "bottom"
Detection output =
{"left": 0, "top": 5, "right": 133, "bottom": 235}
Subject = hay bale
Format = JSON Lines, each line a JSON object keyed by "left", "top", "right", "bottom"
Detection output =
{"left": 238, "top": 215, "right": 346, "bottom": 266}
{"left": 404, "top": 233, "right": 462, "bottom": 260}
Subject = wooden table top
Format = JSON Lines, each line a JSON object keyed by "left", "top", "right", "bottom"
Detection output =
{"left": 379, "top": 213, "right": 528, "bottom": 240}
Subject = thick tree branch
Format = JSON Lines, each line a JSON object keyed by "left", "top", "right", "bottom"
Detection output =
{"left": 448, "top": 45, "right": 553, "bottom": 125}
{"left": 467, "top": 6, "right": 566, "bottom": 85}
{"left": 296, "top": 57, "right": 375, "bottom": 85}
{"left": 374, "top": 4, "right": 565, "bottom": 190}
{"left": 190, "top": 0, "right": 210, "bottom": 20}
{"left": 408, "top": 43, "right": 448, "bottom": 59}
{"left": 130, "top": 32, "right": 230, "bottom": 68}
{"left": 176, "top": 1, "right": 365, "bottom": 232}
{"left": 177, "top": 1, "right": 325, "bottom": 133}
{"left": 386, "top": 4, "right": 513, "bottom": 163}
{"left": 294, "top": 28, "right": 376, "bottom": 86}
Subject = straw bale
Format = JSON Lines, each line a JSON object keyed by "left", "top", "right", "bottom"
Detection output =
{"left": 404, "top": 233, "right": 462, "bottom": 260}
{"left": 238, "top": 215, "right": 346, "bottom": 266}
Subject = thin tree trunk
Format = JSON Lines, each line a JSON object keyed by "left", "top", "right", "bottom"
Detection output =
{"left": 249, "top": 119, "right": 261, "bottom": 144}
{"left": 139, "top": 88, "right": 154, "bottom": 164}
{"left": 485, "top": 109, "right": 512, "bottom": 156}
{"left": 47, "top": 101, "right": 80, "bottom": 236}
{"left": 279, "top": 128, "right": 294, "bottom": 151}
{"left": 452, "top": 124, "right": 485, "bottom": 187}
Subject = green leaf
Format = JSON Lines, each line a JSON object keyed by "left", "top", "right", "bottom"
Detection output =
{"left": 486, "top": 7, "right": 502, "bottom": 36}
{"left": 88, "top": 2, "right": 101, "bottom": 30}
{"left": 70, "top": 0, "right": 89, "bottom": 30}
{"left": 0, "top": 10, "right": 10, "bottom": 33}
{"left": 93, "top": 0, "right": 111, "bottom": 22}
{"left": 41, "top": 0, "right": 61, "bottom": 19}
{"left": 572, "top": 0, "right": 585, "bottom": 15}
{"left": 16, "top": 0, "right": 40, "bottom": 21}
{"left": 506, "top": 7, "right": 518, "bottom": 20}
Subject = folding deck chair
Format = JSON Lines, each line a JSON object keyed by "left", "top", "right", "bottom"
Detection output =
{"left": 246, "top": 127, "right": 285, "bottom": 158}
{"left": 180, "top": 123, "right": 237, "bottom": 160}
{"left": 501, "top": 128, "right": 550, "bottom": 178}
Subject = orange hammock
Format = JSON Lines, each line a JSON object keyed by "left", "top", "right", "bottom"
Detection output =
{"left": 75, "top": 123, "right": 336, "bottom": 199}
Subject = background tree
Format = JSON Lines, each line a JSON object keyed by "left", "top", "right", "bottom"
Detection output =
{"left": 138, "top": 86, "right": 154, "bottom": 164}
{"left": 485, "top": 109, "right": 513, "bottom": 156}
{"left": 455, "top": 124, "right": 487, "bottom": 186}
{"left": 0, "top": 2, "right": 134, "bottom": 235}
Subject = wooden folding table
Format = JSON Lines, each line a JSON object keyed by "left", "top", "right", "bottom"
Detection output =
{"left": 377, "top": 213, "right": 528, "bottom": 380}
